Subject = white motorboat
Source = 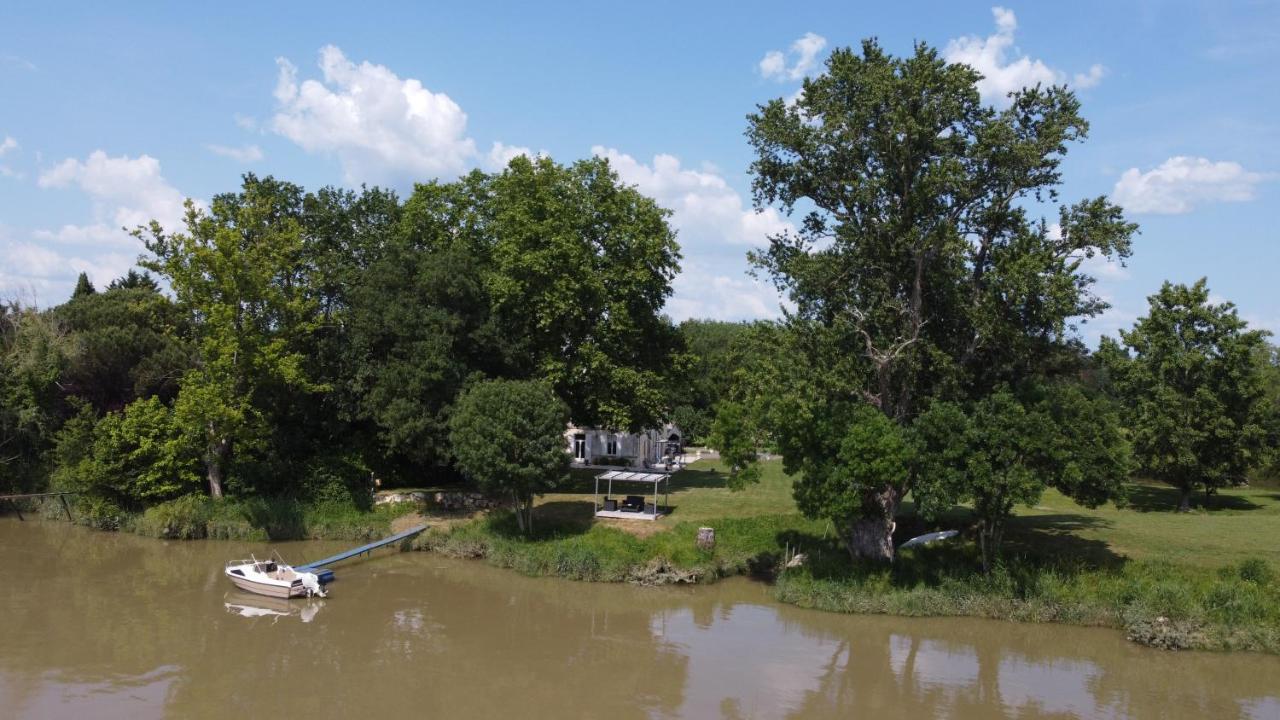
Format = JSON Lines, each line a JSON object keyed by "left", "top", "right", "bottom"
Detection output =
{"left": 224, "top": 555, "right": 326, "bottom": 599}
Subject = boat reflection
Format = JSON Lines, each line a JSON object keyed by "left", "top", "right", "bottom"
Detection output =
{"left": 223, "top": 591, "right": 326, "bottom": 623}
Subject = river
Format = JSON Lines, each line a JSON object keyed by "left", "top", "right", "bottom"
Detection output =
{"left": 2, "top": 518, "right": 1278, "bottom": 719}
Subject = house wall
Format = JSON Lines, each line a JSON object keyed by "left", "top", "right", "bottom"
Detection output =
{"left": 564, "top": 423, "right": 682, "bottom": 468}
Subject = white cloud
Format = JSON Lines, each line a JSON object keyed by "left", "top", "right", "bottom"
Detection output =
{"left": 758, "top": 32, "right": 827, "bottom": 81}
{"left": 0, "top": 136, "right": 18, "bottom": 179}
{"left": 666, "top": 263, "right": 787, "bottom": 322}
{"left": 1, "top": 151, "right": 190, "bottom": 304}
{"left": 207, "top": 143, "right": 264, "bottom": 163}
{"left": 485, "top": 141, "right": 543, "bottom": 171}
{"left": 1112, "top": 156, "right": 1269, "bottom": 214}
{"left": 1072, "top": 63, "right": 1106, "bottom": 89}
{"left": 233, "top": 113, "right": 258, "bottom": 131}
{"left": 272, "top": 45, "right": 477, "bottom": 185}
{"left": 592, "top": 146, "right": 792, "bottom": 248}
{"left": 0, "top": 55, "right": 36, "bottom": 72}
{"left": 944, "top": 7, "right": 1106, "bottom": 104}
{"left": 0, "top": 238, "right": 133, "bottom": 303}
{"left": 37, "top": 150, "right": 189, "bottom": 244}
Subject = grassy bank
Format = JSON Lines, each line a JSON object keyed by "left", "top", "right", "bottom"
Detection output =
{"left": 36, "top": 493, "right": 410, "bottom": 542}
{"left": 414, "top": 458, "right": 1280, "bottom": 652}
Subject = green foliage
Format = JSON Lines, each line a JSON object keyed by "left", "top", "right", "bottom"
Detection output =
{"left": 72, "top": 272, "right": 96, "bottom": 298}
{"left": 776, "top": 554, "right": 1280, "bottom": 653}
{"left": 0, "top": 303, "right": 74, "bottom": 494}
{"left": 672, "top": 320, "right": 754, "bottom": 443}
{"left": 472, "top": 156, "right": 682, "bottom": 431}
{"left": 449, "top": 379, "right": 571, "bottom": 533}
{"left": 913, "top": 387, "right": 1130, "bottom": 571}
{"left": 1248, "top": 342, "right": 1280, "bottom": 481}
{"left": 54, "top": 283, "right": 190, "bottom": 412}
{"left": 56, "top": 396, "right": 202, "bottom": 508}
{"left": 789, "top": 403, "right": 913, "bottom": 559}
{"left": 139, "top": 175, "right": 327, "bottom": 496}
{"left": 1101, "top": 279, "right": 1268, "bottom": 510}
{"left": 728, "top": 38, "right": 1137, "bottom": 561}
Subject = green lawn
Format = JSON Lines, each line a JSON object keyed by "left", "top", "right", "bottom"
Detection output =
{"left": 1002, "top": 483, "right": 1280, "bottom": 568}
{"left": 416, "top": 458, "right": 1280, "bottom": 652}
{"left": 549, "top": 459, "right": 1280, "bottom": 570}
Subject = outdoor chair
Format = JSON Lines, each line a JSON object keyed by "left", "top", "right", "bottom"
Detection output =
{"left": 622, "top": 495, "right": 644, "bottom": 511}
{"left": 603, "top": 498, "right": 618, "bottom": 512}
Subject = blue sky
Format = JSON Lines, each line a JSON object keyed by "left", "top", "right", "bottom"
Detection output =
{"left": 1, "top": 1, "right": 1276, "bottom": 345}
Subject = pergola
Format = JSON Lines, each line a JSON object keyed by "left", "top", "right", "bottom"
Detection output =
{"left": 593, "top": 470, "right": 670, "bottom": 521}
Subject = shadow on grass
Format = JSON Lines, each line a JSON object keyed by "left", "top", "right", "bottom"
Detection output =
{"left": 769, "top": 507, "right": 1126, "bottom": 585}
{"left": 557, "top": 466, "right": 730, "bottom": 495}
{"left": 480, "top": 500, "right": 597, "bottom": 540}
{"left": 1123, "top": 483, "right": 1263, "bottom": 513}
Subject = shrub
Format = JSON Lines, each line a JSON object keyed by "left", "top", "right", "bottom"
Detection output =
{"left": 133, "top": 494, "right": 214, "bottom": 539}
{"left": 591, "top": 455, "right": 633, "bottom": 467}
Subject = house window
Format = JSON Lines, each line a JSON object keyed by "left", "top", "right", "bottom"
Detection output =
{"left": 607, "top": 437, "right": 618, "bottom": 456}
{"left": 573, "top": 434, "right": 586, "bottom": 460}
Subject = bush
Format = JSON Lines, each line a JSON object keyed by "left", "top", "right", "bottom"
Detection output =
{"left": 591, "top": 455, "right": 633, "bottom": 467}
{"left": 133, "top": 495, "right": 215, "bottom": 539}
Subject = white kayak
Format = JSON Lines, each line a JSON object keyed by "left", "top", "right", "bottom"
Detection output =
{"left": 898, "top": 530, "right": 959, "bottom": 550}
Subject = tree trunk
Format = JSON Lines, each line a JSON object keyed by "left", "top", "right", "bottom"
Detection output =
{"left": 1177, "top": 485, "right": 1192, "bottom": 513}
{"left": 206, "top": 431, "right": 229, "bottom": 499}
{"left": 978, "top": 520, "right": 1005, "bottom": 574}
{"left": 846, "top": 514, "right": 897, "bottom": 563}
{"left": 511, "top": 491, "right": 526, "bottom": 533}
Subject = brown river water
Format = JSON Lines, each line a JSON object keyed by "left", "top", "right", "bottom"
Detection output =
{"left": 2, "top": 518, "right": 1279, "bottom": 719}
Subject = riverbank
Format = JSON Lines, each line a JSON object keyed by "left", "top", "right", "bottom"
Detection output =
{"left": 411, "top": 459, "right": 1280, "bottom": 653}
{"left": 26, "top": 492, "right": 413, "bottom": 542}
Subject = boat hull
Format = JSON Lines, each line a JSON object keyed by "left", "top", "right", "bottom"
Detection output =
{"left": 225, "top": 570, "right": 306, "bottom": 599}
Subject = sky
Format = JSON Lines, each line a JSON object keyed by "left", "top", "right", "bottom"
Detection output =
{"left": 1, "top": 1, "right": 1276, "bottom": 345}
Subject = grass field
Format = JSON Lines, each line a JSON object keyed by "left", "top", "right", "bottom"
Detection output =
{"left": 415, "top": 458, "right": 1280, "bottom": 652}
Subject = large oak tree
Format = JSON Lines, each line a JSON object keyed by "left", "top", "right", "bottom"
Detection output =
{"left": 722, "top": 40, "right": 1136, "bottom": 561}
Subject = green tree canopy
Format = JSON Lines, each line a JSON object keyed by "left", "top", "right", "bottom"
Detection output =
{"left": 448, "top": 378, "right": 570, "bottom": 534}
{"left": 72, "top": 272, "right": 96, "bottom": 298}
{"left": 54, "top": 283, "right": 190, "bottom": 413}
{"left": 139, "top": 175, "right": 325, "bottom": 497}
{"left": 1100, "top": 279, "right": 1268, "bottom": 511}
{"left": 914, "top": 385, "right": 1130, "bottom": 571}
{"left": 722, "top": 39, "right": 1136, "bottom": 561}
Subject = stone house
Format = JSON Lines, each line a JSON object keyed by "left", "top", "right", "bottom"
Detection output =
{"left": 564, "top": 422, "right": 683, "bottom": 469}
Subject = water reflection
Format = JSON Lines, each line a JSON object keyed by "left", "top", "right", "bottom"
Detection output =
{"left": 223, "top": 592, "right": 326, "bottom": 623}
{"left": 2, "top": 518, "right": 1279, "bottom": 719}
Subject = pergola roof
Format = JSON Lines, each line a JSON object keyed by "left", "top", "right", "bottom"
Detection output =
{"left": 594, "top": 470, "right": 669, "bottom": 484}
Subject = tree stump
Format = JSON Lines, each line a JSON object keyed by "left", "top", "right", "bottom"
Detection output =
{"left": 696, "top": 527, "right": 715, "bottom": 550}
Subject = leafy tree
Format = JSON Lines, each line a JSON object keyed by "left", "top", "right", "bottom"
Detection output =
{"left": 722, "top": 40, "right": 1136, "bottom": 561}
{"left": 914, "top": 385, "right": 1130, "bottom": 571}
{"left": 1248, "top": 342, "right": 1280, "bottom": 481}
{"left": 448, "top": 379, "right": 570, "bottom": 534}
{"left": 107, "top": 269, "right": 160, "bottom": 292}
{"left": 343, "top": 239, "right": 491, "bottom": 472}
{"left": 673, "top": 320, "right": 753, "bottom": 444}
{"left": 139, "top": 175, "right": 325, "bottom": 497}
{"left": 0, "top": 304, "right": 74, "bottom": 494}
{"left": 72, "top": 272, "right": 96, "bottom": 298}
{"left": 89, "top": 397, "right": 202, "bottom": 504}
{"left": 1100, "top": 280, "right": 1267, "bottom": 511}
{"left": 471, "top": 156, "right": 682, "bottom": 431}
{"left": 54, "top": 284, "right": 190, "bottom": 413}
{"left": 790, "top": 402, "right": 915, "bottom": 561}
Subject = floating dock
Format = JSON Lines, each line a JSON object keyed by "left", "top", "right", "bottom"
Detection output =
{"left": 296, "top": 525, "right": 428, "bottom": 584}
